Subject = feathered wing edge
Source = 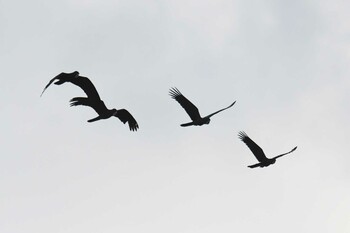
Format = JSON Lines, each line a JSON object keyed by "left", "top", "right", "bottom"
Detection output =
{"left": 169, "top": 87, "right": 201, "bottom": 121}
{"left": 238, "top": 131, "right": 268, "bottom": 162}
{"left": 115, "top": 109, "right": 139, "bottom": 131}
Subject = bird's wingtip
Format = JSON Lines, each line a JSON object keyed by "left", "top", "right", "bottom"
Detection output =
{"left": 169, "top": 87, "right": 182, "bottom": 98}
{"left": 238, "top": 131, "right": 247, "bottom": 138}
{"left": 40, "top": 88, "right": 47, "bottom": 97}
{"left": 132, "top": 125, "right": 139, "bottom": 132}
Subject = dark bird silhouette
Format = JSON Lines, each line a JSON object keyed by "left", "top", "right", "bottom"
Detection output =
{"left": 169, "top": 87, "right": 235, "bottom": 127}
{"left": 41, "top": 71, "right": 139, "bottom": 131}
{"left": 238, "top": 131, "right": 297, "bottom": 168}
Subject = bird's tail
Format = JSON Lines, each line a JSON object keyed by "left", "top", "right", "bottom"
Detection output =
{"left": 180, "top": 122, "right": 195, "bottom": 127}
{"left": 248, "top": 162, "right": 262, "bottom": 168}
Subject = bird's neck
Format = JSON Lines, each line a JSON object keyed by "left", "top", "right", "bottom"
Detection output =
{"left": 108, "top": 109, "right": 117, "bottom": 116}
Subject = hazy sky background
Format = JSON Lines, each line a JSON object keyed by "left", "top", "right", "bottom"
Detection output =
{"left": 1, "top": 0, "right": 349, "bottom": 232}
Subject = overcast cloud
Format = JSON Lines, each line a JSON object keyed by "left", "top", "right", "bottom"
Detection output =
{"left": 1, "top": 0, "right": 349, "bottom": 232}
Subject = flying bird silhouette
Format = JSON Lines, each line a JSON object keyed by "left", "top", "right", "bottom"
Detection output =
{"left": 41, "top": 71, "right": 139, "bottom": 131}
{"left": 169, "top": 87, "right": 235, "bottom": 127}
{"left": 238, "top": 131, "right": 297, "bottom": 168}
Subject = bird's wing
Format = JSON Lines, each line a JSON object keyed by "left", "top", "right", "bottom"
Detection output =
{"left": 40, "top": 72, "right": 72, "bottom": 97}
{"left": 69, "top": 76, "right": 102, "bottom": 101}
{"left": 203, "top": 101, "right": 236, "bottom": 119}
{"left": 40, "top": 77, "right": 56, "bottom": 97}
{"left": 115, "top": 109, "right": 139, "bottom": 131}
{"left": 238, "top": 131, "right": 268, "bottom": 162}
{"left": 271, "top": 146, "right": 297, "bottom": 160}
{"left": 70, "top": 97, "right": 109, "bottom": 116}
{"left": 169, "top": 87, "right": 201, "bottom": 121}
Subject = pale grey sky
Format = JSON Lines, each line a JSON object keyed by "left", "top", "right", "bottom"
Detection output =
{"left": 1, "top": 0, "right": 349, "bottom": 232}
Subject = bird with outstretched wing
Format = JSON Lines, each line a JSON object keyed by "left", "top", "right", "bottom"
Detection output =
{"left": 41, "top": 71, "right": 139, "bottom": 131}
{"left": 169, "top": 87, "right": 235, "bottom": 127}
{"left": 238, "top": 131, "right": 297, "bottom": 168}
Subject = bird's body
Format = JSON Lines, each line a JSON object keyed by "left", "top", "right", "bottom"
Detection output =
{"left": 169, "top": 87, "right": 235, "bottom": 127}
{"left": 238, "top": 131, "right": 297, "bottom": 168}
{"left": 41, "top": 71, "right": 139, "bottom": 131}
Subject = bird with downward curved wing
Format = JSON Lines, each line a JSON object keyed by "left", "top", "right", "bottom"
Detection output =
{"left": 41, "top": 71, "right": 139, "bottom": 131}
{"left": 169, "top": 87, "right": 236, "bottom": 127}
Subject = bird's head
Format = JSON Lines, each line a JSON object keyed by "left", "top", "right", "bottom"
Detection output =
{"left": 204, "top": 118, "right": 210, "bottom": 124}
{"left": 73, "top": 71, "right": 80, "bottom": 77}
